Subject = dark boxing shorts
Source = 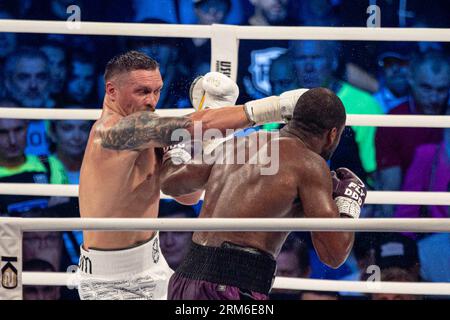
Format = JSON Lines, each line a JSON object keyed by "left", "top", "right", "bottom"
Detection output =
{"left": 168, "top": 241, "right": 276, "bottom": 300}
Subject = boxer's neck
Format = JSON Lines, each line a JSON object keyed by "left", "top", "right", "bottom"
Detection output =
{"left": 103, "top": 96, "right": 127, "bottom": 117}
{"left": 280, "top": 125, "right": 324, "bottom": 155}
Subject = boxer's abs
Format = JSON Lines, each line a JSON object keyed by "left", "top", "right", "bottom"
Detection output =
{"left": 79, "top": 141, "right": 161, "bottom": 250}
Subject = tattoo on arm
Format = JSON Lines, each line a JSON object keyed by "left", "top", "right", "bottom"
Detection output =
{"left": 99, "top": 112, "right": 192, "bottom": 150}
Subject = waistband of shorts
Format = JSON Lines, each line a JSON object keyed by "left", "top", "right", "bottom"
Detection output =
{"left": 176, "top": 241, "right": 276, "bottom": 295}
{"left": 78, "top": 233, "right": 161, "bottom": 276}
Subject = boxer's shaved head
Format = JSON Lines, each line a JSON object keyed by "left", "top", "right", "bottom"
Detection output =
{"left": 291, "top": 87, "right": 346, "bottom": 136}
{"left": 104, "top": 50, "right": 159, "bottom": 82}
{"left": 289, "top": 87, "right": 346, "bottom": 160}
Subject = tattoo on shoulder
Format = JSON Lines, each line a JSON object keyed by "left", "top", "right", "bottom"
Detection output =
{"left": 98, "top": 112, "right": 192, "bottom": 150}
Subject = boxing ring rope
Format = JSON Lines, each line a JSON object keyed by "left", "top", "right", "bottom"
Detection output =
{"left": 1, "top": 19, "right": 449, "bottom": 299}
{"left": 1, "top": 108, "right": 450, "bottom": 128}
{"left": 0, "top": 20, "right": 449, "bottom": 42}
{"left": 21, "top": 272, "right": 450, "bottom": 296}
{"left": 1, "top": 217, "right": 447, "bottom": 233}
{"left": 0, "top": 216, "right": 447, "bottom": 295}
{"left": 1, "top": 19, "right": 450, "bottom": 81}
{"left": 1, "top": 183, "right": 449, "bottom": 206}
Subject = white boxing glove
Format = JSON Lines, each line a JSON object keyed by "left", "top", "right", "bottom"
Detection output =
{"left": 243, "top": 89, "right": 309, "bottom": 126}
{"left": 162, "top": 143, "right": 192, "bottom": 165}
{"left": 190, "top": 72, "right": 239, "bottom": 110}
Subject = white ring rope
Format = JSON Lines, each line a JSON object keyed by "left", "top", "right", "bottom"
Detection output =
{"left": 1, "top": 108, "right": 450, "bottom": 128}
{"left": 1, "top": 20, "right": 449, "bottom": 42}
{"left": 1, "top": 19, "right": 449, "bottom": 300}
{"left": 1, "top": 183, "right": 449, "bottom": 206}
{"left": 0, "top": 20, "right": 212, "bottom": 38}
{"left": 21, "top": 272, "right": 450, "bottom": 296}
{"left": 1, "top": 217, "right": 449, "bottom": 233}
{"left": 0, "top": 107, "right": 187, "bottom": 120}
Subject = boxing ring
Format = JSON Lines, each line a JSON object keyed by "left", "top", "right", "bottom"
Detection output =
{"left": 0, "top": 20, "right": 450, "bottom": 300}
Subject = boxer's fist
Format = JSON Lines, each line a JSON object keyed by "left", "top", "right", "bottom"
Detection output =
{"left": 244, "top": 89, "right": 309, "bottom": 125}
{"left": 331, "top": 168, "right": 367, "bottom": 219}
{"left": 163, "top": 143, "right": 193, "bottom": 165}
{"left": 190, "top": 72, "right": 239, "bottom": 110}
{"left": 279, "top": 89, "right": 309, "bottom": 121}
{"left": 163, "top": 140, "right": 204, "bottom": 165}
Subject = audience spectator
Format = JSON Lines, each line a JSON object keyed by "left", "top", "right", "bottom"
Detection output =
{"left": 373, "top": 44, "right": 412, "bottom": 114}
{"left": 47, "top": 117, "right": 92, "bottom": 265}
{"left": 159, "top": 201, "right": 197, "bottom": 270}
{"left": 259, "top": 52, "right": 299, "bottom": 131}
{"left": 23, "top": 259, "right": 60, "bottom": 300}
{"left": 0, "top": 117, "right": 67, "bottom": 216}
{"left": 418, "top": 233, "right": 450, "bottom": 283}
{"left": 276, "top": 236, "right": 310, "bottom": 279}
{"left": 0, "top": 10, "right": 18, "bottom": 63}
{"left": 2, "top": 0, "right": 449, "bottom": 302}
{"left": 342, "top": 233, "right": 376, "bottom": 282}
{"left": 247, "top": 0, "right": 295, "bottom": 26}
{"left": 129, "top": 35, "right": 190, "bottom": 108}
{"left": 376, "top": 50, "right": 449, "bottom": 217}
{"left": 339, "top": 0, "right": 450, "bottom": 28}
{"left": 237, "top": 0, "right": 297, "bottom": 102}
{"left": 49, "top": 119, "right": 92, "bottom": 184}
{"left": 373, "top": 233, "right": 421, "bottom": 281}
{"left": 4, "top": 49, "right": 53, "bottom": 156}
{"left": 182, "top": 0, "right": 233, "bottom": 81}
{"left": 410, "top": 20, "right": 445, "bottom": 54}
{"left": 193, "top": 0, "right": 231, "bottom": 25}
{"left": 40, "top": 41, "right": 68, "bottom": 105}
{"left": 339, "top": 233, "right": 375, "bottom": 297}
{"left": 65, "top": 52, "right": 98, "bottom": 107}
{"left": 289, "top": 40, "right": 382, "bottom": 183}
{"left": 4, "top": 48, "right": 52, "bottom": 108}
{"left": 23, "top": 231, "right": 64, "bottom": 272}
{"left": 269, "top": 52, "right": 299, "bottom": 95}
{"left": 395, "top": 125, "right": 450, "bottom": 221}
{"left": 132, "top": 0, "right": 178, "bottom": 24}
{"left": 297, "top": 0, "right": 340, "bottom": 27}
{"left": 179, "top": 0, "right": 243, "bottom": 25}
{"left": 371, "top": 267, "right": 421, "bottom": 300}
{"left": 270, "top": 236, "right": 310, "bottom": 299}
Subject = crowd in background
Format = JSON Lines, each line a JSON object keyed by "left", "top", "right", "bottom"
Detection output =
{"left": 0, "top": 0, "right": 449, "bottom": 300}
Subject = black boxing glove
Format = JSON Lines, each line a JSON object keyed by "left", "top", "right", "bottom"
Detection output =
{"left": 331, "top": 168, "right": 367, "bottom": 219}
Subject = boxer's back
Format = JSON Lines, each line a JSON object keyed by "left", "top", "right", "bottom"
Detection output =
{"left": 193, "top": 131, "right": 312, "bottom": 257}
{"left": 79, "top": 114, "right": 161, "bottom": 249}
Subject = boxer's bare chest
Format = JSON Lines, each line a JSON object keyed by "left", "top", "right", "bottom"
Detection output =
{"left": 129, "top": 148, "right": 162, "bottom": 196}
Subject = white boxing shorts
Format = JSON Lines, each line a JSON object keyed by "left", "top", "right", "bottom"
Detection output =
{"left": 77, "top": 233, "right": 173, "bottom": 300}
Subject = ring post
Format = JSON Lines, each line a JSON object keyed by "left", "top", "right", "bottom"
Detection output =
{"left": 0, "top": 218, "right": 22, "bottom": 300}
{"left": 211, "top": 24, "right": 239, "bottom": 81}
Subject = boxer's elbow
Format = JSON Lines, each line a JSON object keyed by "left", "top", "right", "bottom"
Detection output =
{"left": 317, "top": 249, "right": 345, "bottom": 269}
{"left": 161, "top": 176, "right": 183, "bottom": 197}
{"left": 314, "top": 234, "right": 353, "bottom": 269}
{"left": 161, "top": 173, "right": 194, "bottom": 198}
{"left": 319, "top": 254, "right": 346, "bottom": 269}
{"left": 173, "top": 191, "right": 203, "bottom": 206}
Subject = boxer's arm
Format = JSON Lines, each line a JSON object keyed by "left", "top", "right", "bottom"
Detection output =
{"left": 298, "top": 155, "right": 354, "bottom": 269}
{"left": 171, "top": 191, "right": 204, "bottom": 206}
{"left": 97, "top": 109, "right": 250, "bottom": 151}
{"left": 188, "top": 106, "right": 250, "bottom": 134}
{"left": 160, "top": 161, "right": 213, "bottom": 200}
